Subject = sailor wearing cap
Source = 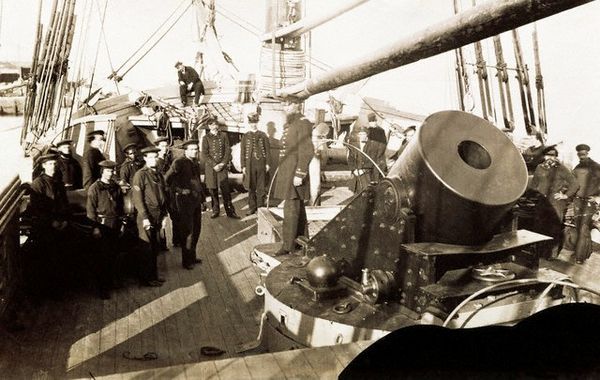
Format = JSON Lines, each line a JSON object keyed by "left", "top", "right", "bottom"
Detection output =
{"left": 119, "top": 143, "right": 143, "bottom": 187}
{"left": 570, "top": 144, "right": 600, "bottom": 264}
{"left": 201, "top": 120, "right": 240, "bottom": 219}
{"left": 366, "top": 112, "right": 388, "bottom": 147}
{"left": 175, "top": 61, "right": 205, "bottom": 107}
{"left": 241, "top": 113, "right": 270, "bottom": 215}
{"left": 165, "top": 139, "right": 205, "bottom": 269}
{"left": 55, "top": 139, "right": 83, "bottom": 190}
{"left": 83, "top": 130, "right": 107, "bottom": 189}
{"left": 272, "top": 101, "right": 314, "bottom": 256}
{"left": 154, "top": 136, "right": 173, "bottom": 175}
{"left": 132, "top": 146, "right": 168, "bottom": 286}
{"left": 530, "top": 145, "right": 578, "bottom": 258}
{"left": 86, "top": 160, "right": 124, "bottom": 299}
{"left": 30, "top": 153, "right": 71, "bottom": 295}
{"left": 154, "top": 136, "right": 177, "bottom": 248}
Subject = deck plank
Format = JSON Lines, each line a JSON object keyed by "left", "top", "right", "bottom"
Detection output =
{"left": 243, "top": 353, "right": 285, "bottom": 379}
{"left": 302, "top": 346, "right": 345, "bottom": 380}
{"left": 213, "top": 357, "right": 252, "bottom": 379}
{"left": 271, "top": 349, "right": 320, "bottom": 379}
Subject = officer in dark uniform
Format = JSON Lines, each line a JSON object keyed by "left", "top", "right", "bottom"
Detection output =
{"left": 55, "top": 139, "right": 83, "bottom": 190}
{"left": 29, "top": 153, "right": 70, "bottom": 295}
{"left": 272, "top": 101, "right": 314, "bottom": 256}
{"left": 83, "top": 130, "right": 107, "bottom": 189}
{"left": 201, "top": 120, "right": 240, "bottom": 219}
{"left": 347, "top": 126, "right": 386, "bottom": 193}
{"left": 155, "top": 136, "right": 175, "bottom": 249}
{"left": 86, "top": 160, "right": 124, "bottom": 299}
{"left": 175, "top": 61, "right": 205, "bottom": 107}
{"left": 132, "top": 147, "right": 168, "bottom": 286}
{"left": 570, "top": 144, "right": 600, "bottom": 264}
{"left": 119, "top": 143, "right": 143, "bottom": 187}
{"left": 165, "top": 139, "right": 205, "bottom": 269}
{"left": 365, "top": 113, "right": 388, "bottom": 180}
{"left": 241, "top": 113, "right": 270, "bottom": 215}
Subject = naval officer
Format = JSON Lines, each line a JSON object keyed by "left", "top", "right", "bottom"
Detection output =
{"left": 55, "top": 139, "right": 83, "bottom": 190}
{"left": 83, "top": 130, "right": 107, "bottom": 189}
{"left": 241, "top": 112, "right": 270, "bottom": 215}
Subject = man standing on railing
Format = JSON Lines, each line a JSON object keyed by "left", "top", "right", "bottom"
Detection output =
{"left": 241, "top": 113, "right": 270, "bottom": 215}
{"left": 83, "top": 130, "right": 107, "bottom": 190}
{"left": 273, "top": 101, "right": 314, "bottom": 256}
{"left": 55, "top": 139, "right": 82, "bottom": 191}
{"left": 86, "top": 160, "right": 124, "bottom": 299}
{"left": 165, "top": 140, "right": 205, "bottom": 270}
{"left": 570, "top": 144, "right": 600, "bottom": 264}
{"left": 175, "top": 61, "right": 205, "bottom": 107}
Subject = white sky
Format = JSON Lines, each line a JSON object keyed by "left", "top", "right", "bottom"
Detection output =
{"left": 1, "top": 0, "right": 600, "bottom": 163}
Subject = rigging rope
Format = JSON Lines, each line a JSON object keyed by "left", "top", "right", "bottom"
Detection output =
{"left": 87, "top": 0, "right": 109, "bottom": 100}
{"left": 93, "top": 0, "right": 118, "bottom": 93}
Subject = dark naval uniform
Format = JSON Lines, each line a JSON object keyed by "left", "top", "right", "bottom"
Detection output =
{"left": 570, "top": 154, "right": 600, "bottom": 263}
{"left": 202, "top": 131, "right": 237, "bottom": 217}
{"left": 119, "top": 157, "right": 144, "bottom": 186}
{"left": 30, "top": 171, "right": 71, "bottom": 294}
{"left": 132, "top": 165, "right": 168, "bottom": 284}
{"left": 241, "top": 130, "right": 270, "bottom": 213}
{"left": 87, "top": 176, "right": 124, "bottom": 298}
{"left": 178, "top": 65, "right": 205, "bottom": 106}
{"left": 83, "top": 147, "right": 105, "bottom": 189}
{"left": 56, "top": 154, "right": 83, "bottom": 190}
{"left": 348, "top": 137, "right": 386, "bottom": 193}
{"left": 165, "top": 153, "right": 205, "bottom": 268}
{"left": 272, "top": 113, "right": 314, "bottom": 253}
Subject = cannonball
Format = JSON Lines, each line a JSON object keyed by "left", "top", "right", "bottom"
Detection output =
{"left": 306, "top": 255, "right": 341, "bottom": 288}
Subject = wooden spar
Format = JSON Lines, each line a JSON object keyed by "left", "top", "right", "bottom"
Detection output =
{"left": 452, "top": 0, "right": 467, "bottom": 111}
{"left": 278, "top": 0, "right": 596, "bottom": 100}
{"left": 512, "top": 28, "right": 537, "bottom": 136}
{"left": 260, "top": 0, "right": 370, "bottom": 42}
{"left": 22, "top": 0, "right": 44, "bottom": 142}
{"left": 532, "top": 24, "right": 547, "bottom": 133}
{"left": 492, "top": 35, "right": 515, "bottom": 131}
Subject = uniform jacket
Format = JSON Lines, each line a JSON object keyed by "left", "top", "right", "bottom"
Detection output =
{"left": 531, "top": 160, "right": 579, "bottom": 198}
{"left": 241, "top": 130, "right": 270, "bottom": 189}
{"left": 30, "top": 173, "right": 70, "bottom": 224}
{"left": 178, "top": 66, "right": 201, "bottom": 85}
{"left": 119, "top": 158, "right": 143, "bottom": 185}
{"left": 573, "top": 158, "right": 600, "bottom": 198}
{"left": 86, "top": 179, "right": 124, "bottom": 227}
{"left": 156, "top": 150, "right": 173, "bottom": 175}
{"left": 83, "top": 147, "right": 106, "bottom": 189}
{"left": 348, "top": 139, "right": 386, "bottom": 172}
{"left": 272, "top": 113, "right": 314, "bottom": 200}
{"left": 56, "top": 154, "right": 83, "bottom": 189}
{"left": 132, "top": 166, "right": 168, "bottom": 223}
{"left": 201, "top": 131, "right": 231, "bottom": 189}
{"left": 165, "top": 156, "right": 204, "bottom": 201}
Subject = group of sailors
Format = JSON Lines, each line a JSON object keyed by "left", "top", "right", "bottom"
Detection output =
{"left": 26, "top": 113, "right": 274, "bottom": 299}
{"left": 530, "top": 143, "right": 600, "bottom": 264}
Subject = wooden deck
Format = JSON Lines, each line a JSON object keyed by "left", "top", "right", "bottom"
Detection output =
{"left": 1, "top": 185, "right": 600, "bottom": 379}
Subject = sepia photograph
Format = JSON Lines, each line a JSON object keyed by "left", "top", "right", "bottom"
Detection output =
{"left": 1, "top": 0, "right": 600, "bottom": 378}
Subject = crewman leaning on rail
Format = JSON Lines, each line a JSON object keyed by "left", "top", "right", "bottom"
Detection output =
{"left": 86, "top": 160, "right": 125, "bottom": 299}
{"left": 132, "top": 147, "right": 168, "bottom": 287}
{"left": 55, "top": 138, "right": 83, "bottom": 191}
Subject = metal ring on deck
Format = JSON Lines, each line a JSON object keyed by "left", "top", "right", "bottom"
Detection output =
{"left": 333, "top": 301, "right": 356, "bottom": 314}
{"left": 255, "top": 285, "right": 266, "bottom": 296}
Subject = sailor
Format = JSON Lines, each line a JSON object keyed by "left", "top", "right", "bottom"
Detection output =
{"left": 570, "top": 144, "right": 600, "bottom": 264}
{"left": 155, "top": 136, "right": 177, "bottom": 248}
{"left": 55, "top": 139, "right": 83, "bottom": 190}
{"left": 366, "top": 112, "right": 388, "bottom": 179}
{"left": 86, "top": 160, "right": 124, "bottom": 299}
{"left": 175, "top": 61, "right": 205, "bottom": 107}
{"left": 396, "top": 125, "right": 416, "bottom": 159}
{"left": 348, "top": 126, "right": 386, "bottom": 193}
{"left": 240, "top": 112, "right": 270, "bottom": 215}
{"left": 272, "top": 101, "right": 314, "bottom": 256}
{"left": 119, "top": 143, "right": 143, "bottom": 187}
{"left": 530, "top": 146, "right": 578, "bottom": 257}
{"left": 132, "top": 147, "right": 168, "bottom": 286}
{"left": 165, "top": 139, "right": 205, "bottom": 269}
{"left": 83, "top": 130, "right": 107, "bottom": 189}
{"left": 29, "top": 153, "right": 70, "bottom": 295}
{"left": 201, "top": 119, "right": 240, "bottom": 219}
